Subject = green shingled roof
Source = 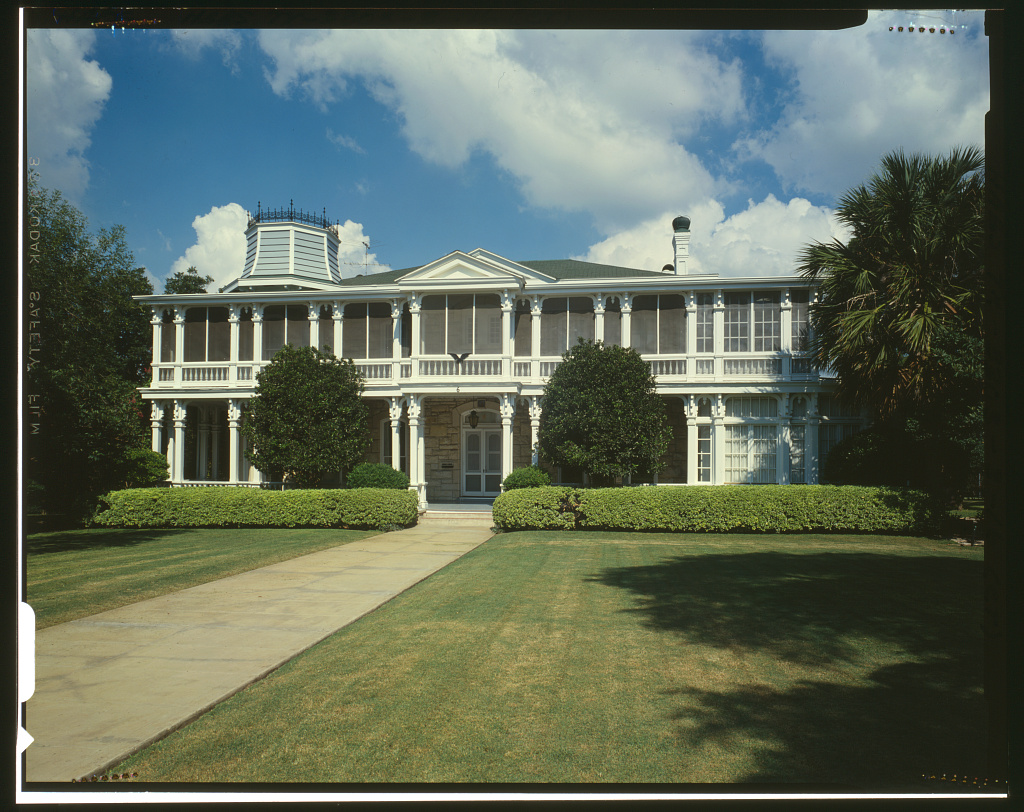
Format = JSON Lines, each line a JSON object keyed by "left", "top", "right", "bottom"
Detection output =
{"left": 336, "top": 258, "right": 666, "bottom": 286}
{"left": 517, "top": 259, "right": 668, "bottom": 279}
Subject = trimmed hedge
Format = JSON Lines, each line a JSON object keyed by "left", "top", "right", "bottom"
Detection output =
{"left": 501, "top": 466, "right": 551, "bottom": 490}
{"left": 346, "top": 462, "right": 410, "bottom": 490}
{"left": 92, "top": 487, "right": 419, "bottom": 530}
{"left": 492, "top": 485, "right": 943, "bottom": 535}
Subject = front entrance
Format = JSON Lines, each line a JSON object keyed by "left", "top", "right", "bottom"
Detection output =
{"left": 463, "top": 428, "right": 502, "bottom": 496}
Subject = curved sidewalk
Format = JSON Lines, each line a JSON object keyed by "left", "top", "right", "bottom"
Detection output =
{"left": 25, "top": 520, "right": 493, "bottom": 783}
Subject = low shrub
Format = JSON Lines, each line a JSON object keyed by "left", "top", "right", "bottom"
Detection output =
{"left": 490, "top": 487, "right": 578, "bottom": 530}
{"left": 346, "top": 463, "right": 410, "bottom": 490}
{"left": 492, "top": 485, "right": 943, "bottom": 535}
{"left": 92, "top": 487, "right": 419, "bottom": 530}
{"left": 501, "top": 466, "right": 551, "bottom": 490}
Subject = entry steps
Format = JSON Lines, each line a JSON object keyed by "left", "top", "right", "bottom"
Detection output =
{"left": 419, "top": 501, "right": 494, "bottom": 525}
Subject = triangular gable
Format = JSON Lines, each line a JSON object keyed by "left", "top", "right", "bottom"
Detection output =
{"left": 396, "top": 249, "right": 555, "bottom": 286}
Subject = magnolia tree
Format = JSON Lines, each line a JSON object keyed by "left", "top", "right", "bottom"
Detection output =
{"left": 538, "top": 339, "right": 671, "bottom": 486}
{"left": 241, "top": 344, "right": 369, "bottom": 488}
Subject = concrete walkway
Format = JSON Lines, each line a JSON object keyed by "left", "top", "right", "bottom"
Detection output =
{"left": 25, "top": 518, "right": 494, "bottom": 783}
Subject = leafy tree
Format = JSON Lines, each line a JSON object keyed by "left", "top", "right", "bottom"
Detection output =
{"left": 538, "top": 339, "right": 671, "bottom": 486}
{"left": 797, "top": 147, "right": 984, "bottom": 416}
{"left": 164, "top": 265, "right": 214, "bottom": 295}
{"left": 240, "top": 344, "right": 370, "bottom": 488}
{"left": 797, "top": 148, "right": 984, "bottom": 500}
{"left": 25, "top": 173, "right": 155, "bottom": 519}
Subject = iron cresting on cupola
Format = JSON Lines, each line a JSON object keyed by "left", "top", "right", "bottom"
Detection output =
{"left": 234, "top": 201, "right": 342, "bottom": 291}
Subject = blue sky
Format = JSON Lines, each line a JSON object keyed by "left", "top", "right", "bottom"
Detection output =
{"left": 25, "top": 11, "right": 988, "bottom": 292}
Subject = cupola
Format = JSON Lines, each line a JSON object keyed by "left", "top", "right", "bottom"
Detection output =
{"left": 238, "top": 201, "right": 342, "bottom": 289}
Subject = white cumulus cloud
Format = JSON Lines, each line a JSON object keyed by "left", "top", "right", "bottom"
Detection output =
{"left": 168, "top": 29, "right": 243, "bottom": 74}
{"left": 735, "top": 10, "right": 988, "bottom": 197}
{"left": 168, "top": 203, "right": 249, "bottom": 292}
{"left": 26, "top": 28, "right": 112, "bottom": 201}
{"left": 581, "top": 195, "right": 848, "bottom": 278}
{"left": 257, "top": 29, "right": 744, "bottom": 232}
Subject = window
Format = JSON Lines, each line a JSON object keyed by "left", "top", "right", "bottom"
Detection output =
{"left": 791, "top": 289, "right": 809, "bottom": 352}
{"left": 696, "top": 293, "right": 714, "bottom": 353}
{"left": 514, "top": 300, "right": 531, "bottom": 357}
{"left": 725, "top": 397, "right": 778, "bottom": 419}
{"left": 697, "top": 425, "right": 711, "bottom": 482}
{"left": 604, "top": 298, "right": 622, "bottom": 346}
{"left": 697, "top": 397, "right": 712, "bottom": 417}
{"left": 316, "top": 305, "right": 334, "bottom": 353}
{"left": 343, "top": 302, "right": 391, "bottom": 359}
{"left": 183, "top": 307, "right": 230, "bottom": 362}
{"left": 725, "top": 424, "right": 778, "bottom": 483}
{"left": 160, "top": 311, "right": 175, "bottom": 362}
{"left": 262, "top": 304, "right": 309, "bottom": 359}
{"left": 420, "top": 294, "right": 502, "bottom": 355}
{"left": 753, "top": 291, "right": 781, "bottom": 351}
{"left": 541, "top": 297, "right": 594, "bottom": 355}
{"left": 630, "top": 294, "right": 686, "bottom": 354}
{"left": 238, "top": 309, "right": 254, "bottom": 361}
{"left": 724, "top": 292, "right": 749, "bottom": 352}
{"left": 819, "top": 422, "right": 859, "bottom": 470}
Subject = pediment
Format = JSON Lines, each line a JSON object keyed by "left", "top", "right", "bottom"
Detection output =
{"left": 397, "top": 249, "right": 555, "bottom": 286}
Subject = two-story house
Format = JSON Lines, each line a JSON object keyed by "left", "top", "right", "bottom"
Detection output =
{"left": 135, "top": 207, "right": 862, "bottom": 508}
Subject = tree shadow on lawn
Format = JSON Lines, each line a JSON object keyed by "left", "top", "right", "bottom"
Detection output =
{"left": 589, "top": 551, "right": 988, "bottom": 791}
{"left": 26, "top": 528, "right": 192, "bottom": 555}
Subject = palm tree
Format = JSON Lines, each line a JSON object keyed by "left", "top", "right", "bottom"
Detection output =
{"left": 798, "top": 147, "right": 984, "bottom": 418}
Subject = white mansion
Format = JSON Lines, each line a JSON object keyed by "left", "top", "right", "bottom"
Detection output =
{"left": 137, "top": 206, "right": 862, "bottom": 507}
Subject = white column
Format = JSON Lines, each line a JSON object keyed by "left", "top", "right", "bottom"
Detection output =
{"left": 593, "top": 295, "right": 606, "bottom": 344}
{"left": 685, "top": 291, "right": 697, "bottom": 366}
{"left": 685, "top": 395, "right": 698, "bottom": 485}
{"left": 150, "top": 310, "right": 162, "bottom": 368}
{"left": 712, "top": 394, "right": 724, "bottom": 485}
{"left": 172, "top": 400, "right": 186, "bottom": 484}
{"left": 407, "top": 395, "right": 425, "bottom": 508}
{"left": 713, "top": 290, "right": 724, "bottom": 357}
{"left": 530, "top": 296, "right": 542, "bottom": 377}
{"left": 780, "top": 288, "right": 793, "bottom": 378}
{"left": 391, "top": 299, "right": 403, "bottom": 377}
{"left": 778, "top": 394, "right": 790, "bottom": 486}
{"left": 529, "top": 396, "right": 542, "bottom": 467}
{"left": 389, "top": 397, "right": 404, "bottom": 471}
{"left": 173, "top": 308, "right": 185, "bottom": 365}
{"left": 228, "top": 305, "right": 240, "bottom": 363}
{"left": 807, "top": 393, "right": 820, "bottom": 485}
{"left": 500, "top": 393, "right": 516, "bottom": 486}
{"left": 307, "top": 302, "right": 320, "bottom": 351}
{"left": 228, "top": 399, "right": 241, "bottom": 484}
{"left": 501, "top": 290, "right": 514, "bottom": 377}
{"left": 150, "top": 400, "right": 164, "bottom": 454}
{"left": 332, "top": 301, "right": 344, "bottom": 357}
{"left": 251, "top": 305, "right": 264, "bottom": 363}
{"left": 407, "top": 292, "right": 419, "bottom": 360}
{"left": 620, "top": 293, "right": 632, "bottom": 349}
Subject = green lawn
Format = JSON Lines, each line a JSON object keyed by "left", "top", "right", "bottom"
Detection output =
{"left": 109, "top": 531, "right": 986, "bottom": 788}
{"left": 26, "top": 527, "right": 381, "bottom": 628}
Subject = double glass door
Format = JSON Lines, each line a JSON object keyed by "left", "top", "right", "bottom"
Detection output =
{"left": 464, "top": 429, "right": 502, "bottom": 495}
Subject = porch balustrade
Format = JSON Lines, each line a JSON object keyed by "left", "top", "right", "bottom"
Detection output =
{"left": 150, "top": 352, "right": 818, "bottom": 389}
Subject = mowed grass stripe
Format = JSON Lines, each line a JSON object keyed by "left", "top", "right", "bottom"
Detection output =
{"left": 26, "top": 527, "right": 381, "bottom": 628}
{"left": 114, "top": 532, "right": 985, "bottom": 786}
